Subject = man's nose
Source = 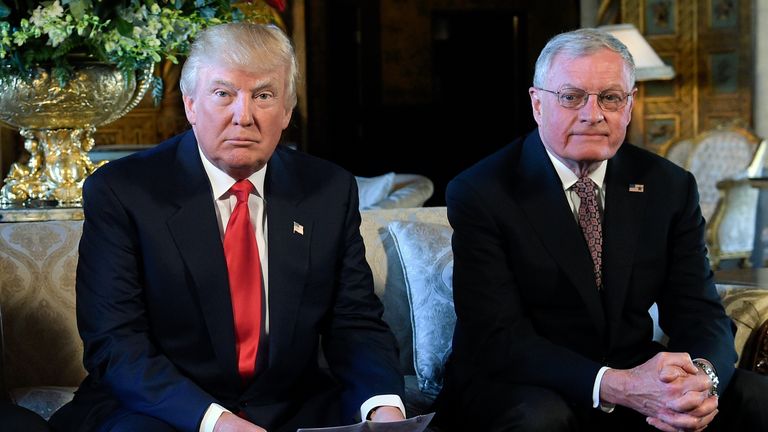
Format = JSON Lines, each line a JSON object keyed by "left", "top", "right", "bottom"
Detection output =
{"left": 233, "top": 95, "right": 254, "bottom": 126}
{"left": 579, "top": 94, "right": 604, "bottom": 123}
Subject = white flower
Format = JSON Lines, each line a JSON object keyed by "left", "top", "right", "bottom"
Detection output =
{"left": 29, "top": 0, "right": 65, "bottom": 28}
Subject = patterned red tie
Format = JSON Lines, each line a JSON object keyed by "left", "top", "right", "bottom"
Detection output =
{"left": 223, "top": 179, "right": 262, "bottom": 380}
{"left": 574, "top": 176, "right": 603, "bottom": 290}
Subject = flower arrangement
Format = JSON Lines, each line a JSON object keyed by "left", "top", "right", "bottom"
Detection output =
{"left": 0, "top": 0, "right": 286, "bottom": 101}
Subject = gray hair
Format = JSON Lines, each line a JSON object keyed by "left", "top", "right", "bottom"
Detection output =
{"left": 533, "top": 28, "right": 635, "bottom": 89}
{"left": 180, "top": 22, "right": 299, "bottom": 110}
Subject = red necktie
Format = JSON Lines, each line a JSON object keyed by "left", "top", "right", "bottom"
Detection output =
{"left": 223, "top": 179, "right": 263, "bottom": 380}
{"left": 574, "top": 176, "right": 603, "bottom": 290}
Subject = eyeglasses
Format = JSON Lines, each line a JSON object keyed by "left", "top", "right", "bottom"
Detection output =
{"left": 536, "top": 87, "right": 634, "bottom": 111}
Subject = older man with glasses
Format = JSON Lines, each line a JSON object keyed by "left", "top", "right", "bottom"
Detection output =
{"left": 433, "top": 27, "right": 768, "bottom": 432}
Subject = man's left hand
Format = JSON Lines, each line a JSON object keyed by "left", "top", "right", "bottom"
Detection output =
{"left": 646, "top": 359, "right": 720, "bottom": 432}
{"left": 370, "top": 406, "right": 405, "bottom": 422}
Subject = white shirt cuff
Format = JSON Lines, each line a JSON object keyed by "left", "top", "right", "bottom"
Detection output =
{"left": 592, "top": 366, "right": 615, "bottom": 412}
{"left": 200, "top": 403, "right": 230, "bottom": 432}
{"left": 360, "top": 394, "right": 406, "bottom": 420}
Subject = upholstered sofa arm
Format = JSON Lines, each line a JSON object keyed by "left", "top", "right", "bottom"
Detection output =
{"left": 0, "top": 304, "right": 9, "bottom": 402}
{"left": 716, "top": 285, "right": 768, "bottom": 373}
{"left": 741, "top": 318, "right": 768, "bottom": 374}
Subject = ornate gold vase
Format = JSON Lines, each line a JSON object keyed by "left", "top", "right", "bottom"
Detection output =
{"left": 0, "top": 62, "right": 152, "bottom": 207}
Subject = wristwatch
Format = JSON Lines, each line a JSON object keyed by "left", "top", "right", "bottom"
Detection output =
{"left": 693, "top": 358, "right": 720, "bottom": 397}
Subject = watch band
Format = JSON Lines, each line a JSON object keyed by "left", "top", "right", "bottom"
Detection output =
{"left": 693, "top": 359, "right": 720, "bottom": 397}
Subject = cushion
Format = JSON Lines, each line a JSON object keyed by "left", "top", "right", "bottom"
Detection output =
{"left": 716, "top": 285, "right": 768, "bottom": 365}
{"left": 11, "top": 386, "right": 76, "bottom": 421}
{"left": 359, "top": 206, "right": 449, "bottom": 375}
{"left": 355, "top": 172, "right": 395, "bottom": 210}
{"left": 388, "top": 220, "right": 456, "bottom": 397}
{"left": 370, "top": 174, "right": 434, "bottom": 210}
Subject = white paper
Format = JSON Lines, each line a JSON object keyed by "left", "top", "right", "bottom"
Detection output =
{"left": 296, "top": 412, "right": 435, "bottom": 432}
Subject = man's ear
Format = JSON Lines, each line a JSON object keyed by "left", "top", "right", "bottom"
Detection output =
{"left": 183, "top": 95, "right": 196, "bottom": 125}
{"left": 281, "top": 106, "right": 293, "bottom": 130}
{"left": 627, "top": 87, "right": 638, "bottom": 113}
{"left": 529, "top": 87, "right": 543, "bottom": 124}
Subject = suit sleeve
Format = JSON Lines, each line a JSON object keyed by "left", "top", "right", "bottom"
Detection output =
{"left": 76, "top": 173, "right": 216, "bottom": 432}
{"left": 320, "top": 176, "right": 405, "bottom": 422}
{"left": 658, "top": 171, "right": 737, "bottom": 392}
{"left": 447, "top": 177, "right": 602, "bottom": 406}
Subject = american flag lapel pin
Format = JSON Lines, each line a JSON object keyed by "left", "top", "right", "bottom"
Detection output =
{"left": 293, "top": 221, "right": 304, "bottom": 235}
{"left": 628, "top": 183, "right": 645, "bottom": 193}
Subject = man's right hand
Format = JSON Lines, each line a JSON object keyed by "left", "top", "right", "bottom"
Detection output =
{"left": 213, "top": 412, "right": 267, "bottom": 432}
{"left": 600, "top": 352, "right": 718, "bottom": 431}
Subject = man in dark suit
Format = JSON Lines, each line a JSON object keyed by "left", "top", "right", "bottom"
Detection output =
{"left": 49, "top": 23, "right": 404, "bottom": 432}
{"left": 435, "top": 28, "right": 768, "bottom": 431}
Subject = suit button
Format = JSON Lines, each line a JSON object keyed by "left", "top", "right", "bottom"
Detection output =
{"left": 240, "top": 401, "right": 249, "bottom": 407}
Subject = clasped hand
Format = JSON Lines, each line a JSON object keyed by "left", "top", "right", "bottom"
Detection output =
{"left": 602, "top": 352, "right": 718, "bottom": 432}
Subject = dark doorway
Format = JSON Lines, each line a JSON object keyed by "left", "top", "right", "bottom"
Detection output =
{"left": 429, "top": 9, "right": 533, "bottom": 204}
{"left": 304, "top": 1, "right": 579, "bottom": 206}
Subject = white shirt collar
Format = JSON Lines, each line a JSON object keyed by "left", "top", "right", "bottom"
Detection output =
{"left": 543, "top": 146, "right": 607, "bottom": 191}
{"left": 197, "top": 145, "right": 266, "bottom": 200}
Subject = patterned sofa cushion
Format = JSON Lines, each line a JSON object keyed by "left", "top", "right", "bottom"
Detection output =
{"left": 388, "top": 220, "right": 455, "bottom": 397}
{"left": 359, "top": 207, "right": 449, "bottom": 416}
{"left": 0, "top": 220, "right": 85, "bottom": 391}
{"left": 0, "top": 220, "right": 84, "bottom": 419}
{"left": 359, "top": 207, "right": 449, "bottom": 376}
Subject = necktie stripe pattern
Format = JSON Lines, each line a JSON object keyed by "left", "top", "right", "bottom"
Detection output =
{"left": 574, "top": 176, "right": 603, "bottom": 290}
{"left": 223, "top": 179, "right": 263, "bottom": 380}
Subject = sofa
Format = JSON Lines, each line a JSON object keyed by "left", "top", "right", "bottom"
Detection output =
{"left": 1, "top": 206, "right": 768, "bottom": 423}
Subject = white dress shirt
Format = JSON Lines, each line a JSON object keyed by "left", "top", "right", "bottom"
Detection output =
{"left": 196, "top": 147, "right": 404, "bottom": 431}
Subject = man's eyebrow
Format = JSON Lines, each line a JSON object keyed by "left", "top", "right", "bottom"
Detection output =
{"left": 210, "top": 78, "right": 236, "bottom": 89}
{"left": 207, "top": 78, "right": 278, "bottom": 93}
{"left": 250, "top": 79, "right": 278, "bottom": 93}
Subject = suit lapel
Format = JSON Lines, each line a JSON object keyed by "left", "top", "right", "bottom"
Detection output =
{"left": 516, "top": 131, "right": 606, "bottom": 333}
{"left": 602, "top": 147, "right": 647, "bottom": 347}
{"left": 165, "top": 132, "right": 240, "bottom": 387}
{"left": 262, "top": 148, "right": 311, "bottom": 370}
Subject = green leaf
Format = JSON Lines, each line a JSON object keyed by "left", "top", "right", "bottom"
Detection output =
{"left": 115, "top": 15, "right": 133, "bottom": 36}
{"left": 51, "top": 36, "right": 80, "bottom": 59}
{"left": 198, "top": 6, "right": 217, "bottom": 20}
{"left": 65, "top": 0, "right": 89, "bottom": 20}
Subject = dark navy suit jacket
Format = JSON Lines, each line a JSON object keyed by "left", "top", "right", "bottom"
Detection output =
{"left": 50, "top": 130, "right": 403, "bottom": 432}
{"left": 439, "top": 129, "right": 736, "bottom": 412}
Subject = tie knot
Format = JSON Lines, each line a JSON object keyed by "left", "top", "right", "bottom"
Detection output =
{"left": 574, "top": 176, "right": 596, "bottom": 199}
{"left": 230, "top": 180, "right": 254, "bottom": 203}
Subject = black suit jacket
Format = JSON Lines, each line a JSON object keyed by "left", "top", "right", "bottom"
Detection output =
{"left": 50, "top": 131, "right": 403, "bottom": 431}
{"left": 440, "top": 130, "right": 736, "bottom": 411}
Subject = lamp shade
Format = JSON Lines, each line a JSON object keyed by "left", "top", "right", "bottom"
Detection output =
{"left": 598, "top": 24, "right": 675, "bottom": 81}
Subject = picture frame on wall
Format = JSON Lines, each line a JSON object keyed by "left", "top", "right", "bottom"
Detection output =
{"left": 710, "top": 0, "right": 738, "bottom": 29}
{"left": 710, "top": 52, "right": 739, "bottom": 94}
{"left": 644, "top": 115, "right": 679, "bottom": 150}
{"left": 645, "top": 0, "right": 677, "bottom": 35}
